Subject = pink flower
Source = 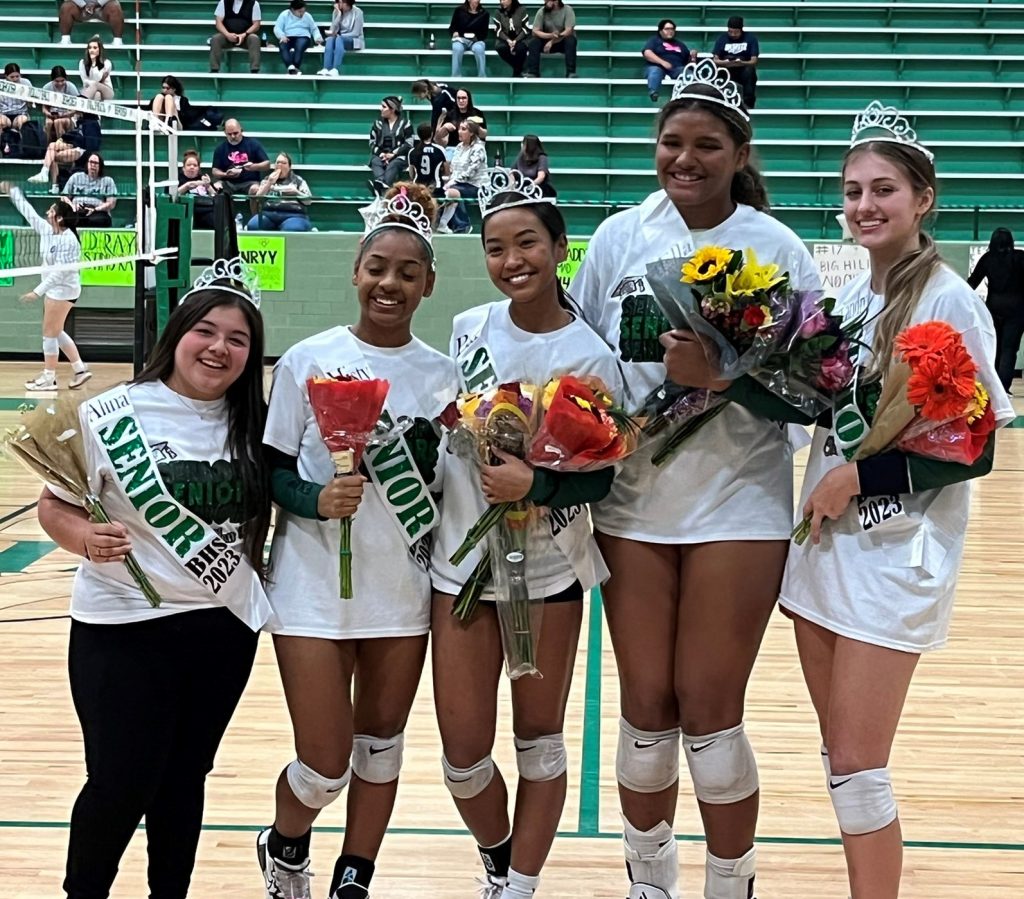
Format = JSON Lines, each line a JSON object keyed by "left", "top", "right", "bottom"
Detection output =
{"left": 799, "top": 309, "right": 828, "bottom": 339}
{"left": 817, "top": 349, "right": 854, "bottom": 392}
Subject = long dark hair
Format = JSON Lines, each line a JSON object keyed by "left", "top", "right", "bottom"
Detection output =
{"left": 83, "top": 35, "right": 106, "bottom": 70}
{"left": 656, "top": 85, "right": 769, "bottom": 212}
{"left": 520, "top": 134, "right": 546, "bottom": 165}
{"left": 133, "top": 286, "right": 271, "bottom": 580}
{"left": 481, "top": 197, "right": 573, "bottom": 310}
{"left": 989, "top": 227, "right": 1014, "bottom": 253}
{"left": 162, "top": 74, "right": 184, "bottom": 96}
{"left": 51, "top": 199, "right": 79, "bottom": 239}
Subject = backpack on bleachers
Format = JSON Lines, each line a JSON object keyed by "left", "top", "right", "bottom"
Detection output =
{"left": 19, "top": 121, "right": 46, "bottom": 159}
{"left": 1, "top": 127, "right": 21, "bottom": 158}
{"left": 65, "top": 115, "right": 102, "bottom": 152}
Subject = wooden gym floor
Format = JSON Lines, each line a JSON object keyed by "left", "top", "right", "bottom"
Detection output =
{"left": 1, "top": 361, "right": 1022, "bottom": 898}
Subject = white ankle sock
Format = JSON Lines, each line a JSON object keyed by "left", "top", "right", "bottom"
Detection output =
{"left": 622, "top": 816, "right": 679, "bottom": 899}
{"left": 71, "top": 360, "right": 87, "bottom": 373}
{"left": 500, "top": 868, "right": 539, "bottom": 898}
{"left": 704, "top": 846, "right": 756, "bottom": 899}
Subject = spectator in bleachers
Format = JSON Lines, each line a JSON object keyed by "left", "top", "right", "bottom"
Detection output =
{"left": 42, "top": 66, "right": 80, "bottom": 143}
{"left": 211, "top": 0, "right": 263, "bottom": 74}
{"left": 273, "top": 0, "right": 323, "bottom": 76}
{"left": 177, "top": 148, "right": 219, "bottom": 228}
{"left": 494, "top": 0, "right": 531, "bottom": 78}
{"left": 27, "top": 138, "right": 85, "bottom": 193}
{"left": 212, "top": 118, "right": 270, "bottom": 208}
{"left": 150, "top": 76, "right": 204, "bottom": 130}
{"left": 969, "top": 227, "right": 1024, "bottom": 390}
{"left": 368, "top": 96, "right": 414, "bottom": 195}
{"left": 411, "top": 79, "right": 457, "bottom": 134}
{"left": 448, "top": 0, "right": 488, "bottom": 79}
{"left": 59, "top": 0, "right": 125, "bottom": 47}
{"left": 1, "top": 63, "right": 32, "bottom": 132}
{"left": 79, "top": 36, "right": 114, "bottom": 101}
{"left": 434, "top": 87, "right": 487, "bottom": 147}
{"left": 63, "top": 150, "right": 117, "bottom": 227}
{"left": 317, "top": 0, "right": 365, "bottom": 77}
{"left": 439, "top": 119, "right": 487, "bottom": 234}
{"left": 513, "top": 133, "right": 556, "bottom": 197}
{"left": 525, "top": 0, "right": 577, "bottom": 79}
{"left": 643, "top": 19, "right": 694, "bottom": 103}
{"left": 713, "top": 16, "right": 759, "bottom": 108}
{"left": 408, "top": 121, "right": 449, "bottom": 198}
{"left": 247, "top": 152, "right": 313, "bottom": 231}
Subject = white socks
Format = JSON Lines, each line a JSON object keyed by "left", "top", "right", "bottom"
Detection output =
{"left": 704, "top": 846, "right": 756, "bottom": 899}
{"left": 500, "top": 868, "right": 540, "bottom": 898}
{"left": 623, "top": 816, "right": 679, "bottom": 899}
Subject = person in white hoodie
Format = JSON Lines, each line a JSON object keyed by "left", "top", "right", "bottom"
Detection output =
{"left": 1, "top": 183, "right": 92, "bottom": 391}
{"left": 273, "top": 0, "right": 323, "bottom": 75}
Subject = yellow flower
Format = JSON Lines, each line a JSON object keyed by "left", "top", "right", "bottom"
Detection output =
{"left": 725, "top": 247, "right": 786, "bottom": 297}
{"left": 541, "top": 378, "right": 561, "bottom": 410}
{"left": 966, "top": 380, "right": 989, "bottom": 424}
{"left": 681, "top": 246, "right": 733, "bottom": 283}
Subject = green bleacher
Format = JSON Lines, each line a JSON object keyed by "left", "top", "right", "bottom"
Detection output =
{"left": 3, "top": 0, "right": 1023, "bottom": 238}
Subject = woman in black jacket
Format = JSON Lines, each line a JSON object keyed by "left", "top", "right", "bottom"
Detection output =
{"left": 449, "top": 0, "right": 488, "bottom": 78}
{"left": 494, "top": 0, "right": 530, "bottom": 77}
{"left": 969, "top": 227, "right": 1024, "bottom": 390}
{"left": 150, "top": 75, "right": 203, "bottom": 130}
{"left": 368, "top": 95, "right": 414, "bottom": 194}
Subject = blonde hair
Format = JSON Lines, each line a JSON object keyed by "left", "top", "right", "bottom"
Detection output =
{"left": 843, "top": 141, "right": 941, "bottom": 373}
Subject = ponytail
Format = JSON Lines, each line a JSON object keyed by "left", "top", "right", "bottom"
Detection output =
{"left": 731, "top": 164, "right": 769, "bottom": 212}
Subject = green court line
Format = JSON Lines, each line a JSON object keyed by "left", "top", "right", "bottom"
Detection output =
{"left": 0, "top": 540, "right": 57, "bottom": 573}
{"left": 577, "top": 588, "right": 603, "bottom": 836}
{"left": 1, "top": 821, "right": 1021, "bottom": 851}
{"left": 0, "top": 398, "right": 38, "bottom": 411}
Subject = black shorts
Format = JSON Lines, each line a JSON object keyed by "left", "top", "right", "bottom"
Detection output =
{"left": 479, "top": 579, "right": 584, "bottom": 606}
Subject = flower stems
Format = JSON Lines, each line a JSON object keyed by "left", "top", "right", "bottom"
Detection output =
{"left": 452, "top": 550, "right": 492, "bottom": 621}
{"left": 791, "top": 516, "right": 812, "bottom": 546}
{"left": 651, "top": 403, "right": 729, "bottom": 467}
{"left": 449, "top": 500, "right": 514, "bottom": 566}
{"left": 83, "top": 494, "right": 162, "bottom": 608}
{"left": 331, "top": 449, "right": 356, "bottom": 599}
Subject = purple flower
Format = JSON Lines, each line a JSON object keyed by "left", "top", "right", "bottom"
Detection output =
{"left": 817, "top": 347, "right": 854, "bottom": 392}
{"left": 799, "top": 309, "right": 828, "bottom": 339}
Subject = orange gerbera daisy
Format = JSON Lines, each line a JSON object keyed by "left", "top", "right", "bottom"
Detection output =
{"left": 906, "top": 343, "right": 978, "bottom": 420}
{"left": 895, "top": 320, "right": 959, "bottom": 366}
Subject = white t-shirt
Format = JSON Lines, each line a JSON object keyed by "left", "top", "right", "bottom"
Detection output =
{"left": 52, "top": 380, "right": 270, "bottom": 628}
{"left": 264, "top": 327, "right": 456, "bottom": 639}
{"left": 431, "top": 300, "right": 623, "bottom": 598}
{"left": 779, "top": 266, "right": 1013, "bottom": 652}
{"left": 571, "top": 195, "right": 822, "bottom": 542}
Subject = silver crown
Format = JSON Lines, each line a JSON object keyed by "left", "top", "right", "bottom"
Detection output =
{"left": 364, "top": 189, "right": 434, "bottom": 246}
{"left": 180, "top": 257, "right": 261, "bottom": 309}
{"left": 670, "top": 59, "right": 749, "bottom": 121}
{"left": 478, "top": 167, "right": 554, "bottom": 219}
{"left": 850, "top": 100, "right": 934, "bottom": 163}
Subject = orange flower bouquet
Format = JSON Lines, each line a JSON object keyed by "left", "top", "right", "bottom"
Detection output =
{"left": 792, "top": 320, "right": 997, "bottom": 544}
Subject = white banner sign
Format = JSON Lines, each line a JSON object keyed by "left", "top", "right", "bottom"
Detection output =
{"left": 0, "top": 79, "right": 169, "bottom": 131}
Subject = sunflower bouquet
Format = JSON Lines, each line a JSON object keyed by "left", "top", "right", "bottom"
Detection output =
{"left": 638, "top": 246, "right": 859, "bottom": 466}
{"left": 792, "top": 320, "right": 997, "bottom": 544}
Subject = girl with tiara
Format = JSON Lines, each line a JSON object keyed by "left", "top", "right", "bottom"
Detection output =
{"left": 36, "top": 261, "right": 272, "bottom": 899}
{"left": 259, "top": 183, "right": 454, "bottom": 899}
{"left": 569, "top": 60, "right": 822, "bottom": 899}
{"left": 779, "top": 104, "right": 1012, "bottom": 897}
{"left": 430, "top": 168, "right": 623, "bottom": 899}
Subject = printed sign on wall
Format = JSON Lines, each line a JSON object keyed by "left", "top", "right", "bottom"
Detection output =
{"left": 238, "top": 235, "right": 286, "bottom": 292}
{"left": 557, "top": 240, "right": 588, "bottom": 292}
{"left": 80, "top": 229, "right": 137, "bottom": 287}
{"left": 813, "top": 243, "right": 871, "bottom": 291}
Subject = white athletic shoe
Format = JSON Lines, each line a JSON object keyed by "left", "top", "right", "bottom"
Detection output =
{"left": 328, "top": 68, "right": 340, "bottom": 77}
{"left": 68, "top": 369, "right": 93, "bottom": 389}
{"left": 257, "top": 828, "right": 313, "bottom": 899}
{"left": 27, "top": 170, "right": 49, "bottom": 183}
{"left": 287, "top": 65, "right": 298, "bottom": 75}
{"left": 24, "top": 372, "right": 57, "bottom": 391}
{"left": 316, "top": 67, "right": 329, "bottom": 76}
{"left": 59, "top": 34, "right": 72, "bottom": 45}
{"left": 477, "top": 875, "right": 506, "bottom": 898}
{"left": 49, "top": 184, "right": 60, "bottom": 195}
{"left": 627, "top": 884, "right": 673, "bottom": 899}
{"left": 111, "top": 37, "right": 124, "bottom": 46}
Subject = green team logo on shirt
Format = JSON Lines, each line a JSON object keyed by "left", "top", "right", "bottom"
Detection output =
{"left": 160, "top": 459, "right": 251, "bottom": 526}
{"left": 832, "top": 377, "right": 883, "bottom": 461}
{"left": 405, "top": 417, "right": 441, "bottom": 485}
{"left": 619, "top": 293, "right": 670, "bottom": 363}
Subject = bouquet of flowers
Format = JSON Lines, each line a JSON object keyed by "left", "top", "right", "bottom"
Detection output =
{"left": 3, "top": 396, "right": 162, "bottom": 607}
{"left": 792, "top": 320, "right": 998, "bottom": 544}
{"left": 638, "top": 247, "right": 861, "bottom": 466}
{"left": 307, "top": 375, "right": 391, "bottom": 598}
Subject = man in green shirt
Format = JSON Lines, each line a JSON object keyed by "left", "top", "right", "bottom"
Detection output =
{"left": 525, "top": 0, "right": 578, "bottom": 78}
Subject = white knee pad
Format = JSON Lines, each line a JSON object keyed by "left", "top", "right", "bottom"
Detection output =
{"left": 682, "top": 723, "right": 759, "bottom": 805}
{"left": 616, "top": 717, "right": 681, "bottom": 794}
{"left": 285, "top": 758, "right": 350, "bottom": 810}
{"left": 42, "top": 336, "right": 59, "bottom": 356}
{"left": 442, "top": 754, "right": 495, "bottom": 800}
{"left": 828, "top": 766, "right": 898, "bottom": 835}
{"left": 57, "top": 331, "right": 75, "bottom": 351}
{"left": 514, "top": 733, "right": 567, "bottom": 782}
{"left": 351, "top": 732, "right": 404, "bottom": 785}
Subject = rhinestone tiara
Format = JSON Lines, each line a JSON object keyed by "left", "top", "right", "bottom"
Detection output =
{"left": 180, "top": 257, "right": 261, "bottom": 309}
{"left": 670, "top": 59, "right": 749, "bottom": 122}
{"left": 364, "top": 188, "right": 434, "bottom": 248}
{"left": 478, "top": 167, "right": 555, "bottom": 219}
{"left": 850, "top": 100, "right": 934, "bottom": 163}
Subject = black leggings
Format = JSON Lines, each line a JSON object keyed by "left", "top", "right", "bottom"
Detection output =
{"left": 64, "top": 607, "right": 258, "bottom": 899}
